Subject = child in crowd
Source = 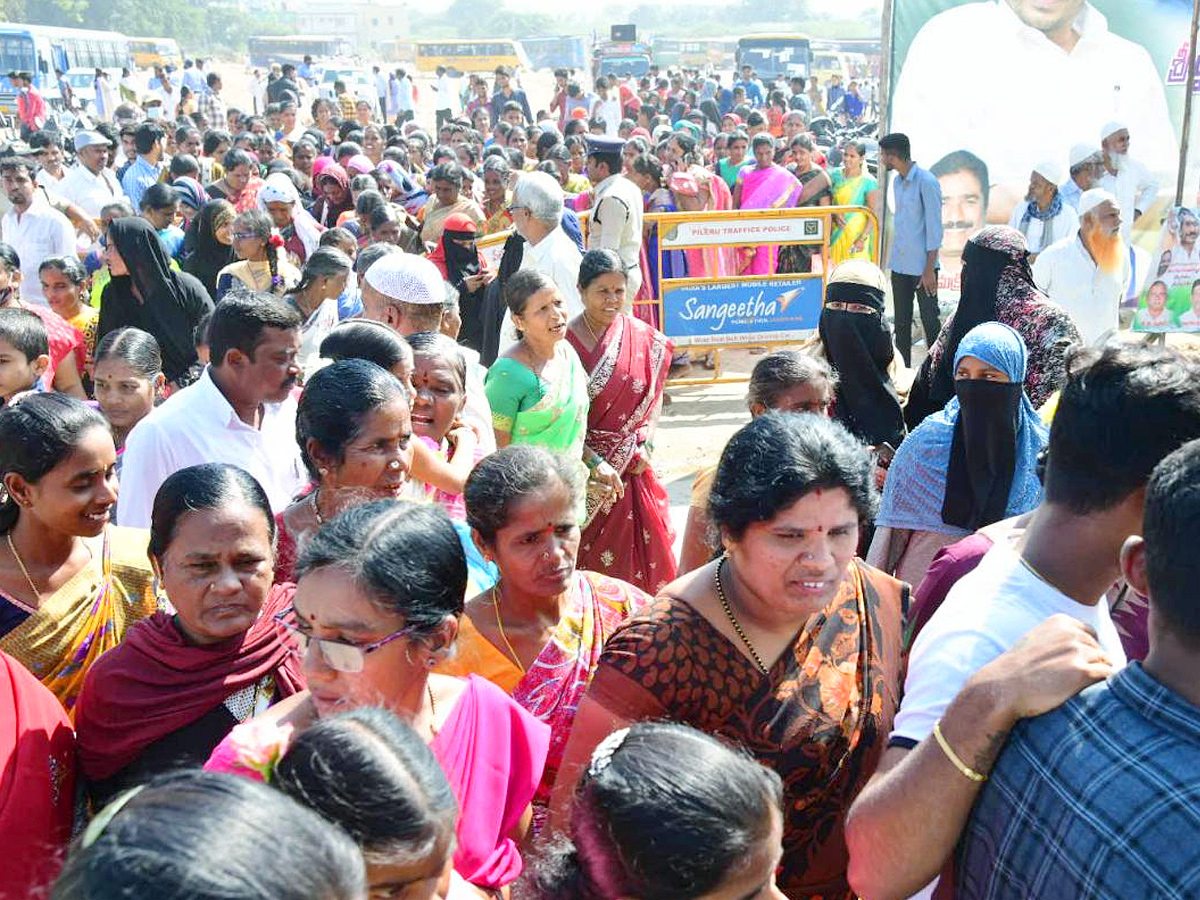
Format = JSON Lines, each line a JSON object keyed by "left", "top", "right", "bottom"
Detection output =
{"left": 0, "top": 307, "right": 49, "bottom": 406}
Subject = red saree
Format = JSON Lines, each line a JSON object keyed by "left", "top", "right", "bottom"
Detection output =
{"left": 568, "top": 315, "right": 677, "bottom": 594}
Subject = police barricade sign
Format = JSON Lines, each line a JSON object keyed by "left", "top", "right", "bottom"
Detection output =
{"left": 646, "top": 206, "right": 877, "bottom": 360}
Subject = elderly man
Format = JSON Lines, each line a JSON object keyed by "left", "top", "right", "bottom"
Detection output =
{"left": 1033, "top": 188, "right": 1128, "bottom": 345}
{"left": 361, "top": 252, "right": 495, "bottom": 453}
{"left": 1007, "top": 159, "right": 1078, "bottom": 256}
{"left": 1059, "top": 142, "right": 1103, "bottom": 211}
{"left": 57, "top": 130, "right": 125, "bottom": 219}
{"left": 494, "top": 171, "right": 585, "bottom": 353}
{"left": 1099, "top": 121, "right": 1158, "bottom": 242}
{"left": 585, "top": 135, "right": 644, "bottom": 301}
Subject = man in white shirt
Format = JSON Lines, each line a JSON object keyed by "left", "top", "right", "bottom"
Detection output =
{"left": 57, "top": 130, "right": 125, "bottom": 220}
{"left": 394, "top": 68, "right": 415, "bottom": 125}
{"left": 117, "top": 293, "right": 307, "bottom": 528}
{"left": 1098, "top": 120, "right": 1158, "bottom": 242}
{"left": 891, "top": 0, "right": 1175, "bottom": 218}
{"left": 498, "top": 171, "right": 583, "bottom": 352}
{"left": 1131, "top": 279, "right": 1176, "bottom": 331}
{"left": 585, "top": 136, "right": 643, "bottom": 300}
{"left": 1032, "top": 188, "right": 1127, "bottom": 345}
{"left": 1178, "top": 279, "right": 1200, "bottom": 330}
{"left": 359, "top": 252, "right": 495, "bottom": 454}
{"left": 1006, "top": 158, "right": 1078, "bottom": 256}
{"left": 590, "top": 78, "right": 623, "bottom": 138}
{"left": 433, "top": 65, "right": 458, "bottom": 129}
{"left": 845, "top": 343, "right": 1200, "bottom": 900}
{"left": 373, "top": 65, "right": 387, "bottom": 112}
{"left": 0, "top": 157, "right": 76, "bottom": 305}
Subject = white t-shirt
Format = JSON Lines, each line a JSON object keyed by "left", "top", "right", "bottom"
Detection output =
{"left": 891, "top": 540, "right": 1127, "bottom": 747}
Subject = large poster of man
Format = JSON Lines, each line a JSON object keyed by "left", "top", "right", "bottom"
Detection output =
{"left": 1133, "top": 206, "right": 1200, "bottom": 331}
{"left": 889, "top": 0, "right": 1194, "bottom": 323}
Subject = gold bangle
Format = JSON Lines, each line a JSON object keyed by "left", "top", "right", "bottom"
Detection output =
{"left": 932, "top": 719, "right": 987, "bottom": 783}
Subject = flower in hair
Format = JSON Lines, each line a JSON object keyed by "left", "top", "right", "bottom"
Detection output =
{"left": 268, "top": 233, "right": 285, "bottom": 248}
{"left": 587, "top": 727, "right": 630, "bottom": 778}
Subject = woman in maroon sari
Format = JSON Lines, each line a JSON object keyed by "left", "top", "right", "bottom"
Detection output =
{"left": 567, "top": 250, "right": 677, "bottom": 594}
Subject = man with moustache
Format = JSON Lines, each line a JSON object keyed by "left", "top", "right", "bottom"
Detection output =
{"left": 116, "top": 292, "right": 307, "bottom": 528}
{"left": 1098, "top": 121, "right": 1157, "bottom": 242}
{"left": 1132, "top": 279, "right": 1176, "bottom": 331}
{"left": 1033, "top": 188, "right": 1128, "bottom": 345}
{"left": 892, "top": 0, "right": 1175, "bottom": 215}
{"left": 1007, "top": 159, "right": 1078, "bottom": 256}
{"left": 1162, "top": 207, "right": 1200, "bottom": 288}
{"left": 1059, "top": 142, "right": 1103, "bottom": 211}
{"left": 931, "top": 150, "right": 989, "bottom": 303}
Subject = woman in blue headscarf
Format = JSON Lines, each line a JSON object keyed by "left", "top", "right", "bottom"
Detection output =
{"left": 866, "top": 321, "right": 1048, "bottom": 587}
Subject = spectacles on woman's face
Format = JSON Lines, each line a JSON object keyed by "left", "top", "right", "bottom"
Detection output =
{"left": 275, "top": 607, "right": 420, "bottom": 673}
{"left": 231, "top": 231, "right": 260, "bottom": 242}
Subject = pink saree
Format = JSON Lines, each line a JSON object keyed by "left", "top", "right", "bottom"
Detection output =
{"left": 568, "top": 314, "right": 678, "bottom": 595}
{"left": 737, "top": 164, "right": 802, "bottom": 274}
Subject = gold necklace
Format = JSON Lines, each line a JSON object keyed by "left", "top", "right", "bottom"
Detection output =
{"left": 6, "top": 532, "right": 43, "bottom": 612}
{"left": 310, "top": 488, "right": 325, "bottom": 525}
{"left": 426, "top": 683, "right": 439, "bottom": 736}
{"left": 490, "top": 584, "right": 526, "bottom": 673}
{"left": 714, "top": 557, "right": 768, "bottom": 675}
{"left": 581, "top": 312, "right": 606, "bottom": 344}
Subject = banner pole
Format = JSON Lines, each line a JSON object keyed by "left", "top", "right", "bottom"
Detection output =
{"left": 878, "top": 0, "right": 895, "bottom": 263}
{"left": 1176, "top": 0, "right": 1200, "bottom": 206}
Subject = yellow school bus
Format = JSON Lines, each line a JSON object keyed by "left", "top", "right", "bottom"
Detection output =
{"left": 413, "top": 40, "right": 531, "bottom": 74}
{"left": 129, "top": 37, "right": 182, "bottom": 70}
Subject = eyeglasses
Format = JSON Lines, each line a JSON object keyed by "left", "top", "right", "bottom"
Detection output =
{"left": 231, "top": 231, "right": 259, "bottom": 241}
{"left": 274, "top": 607, "right": 419, "bottom": 673}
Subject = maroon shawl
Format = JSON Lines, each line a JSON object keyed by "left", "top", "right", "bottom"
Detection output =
{"left": 74, "top": 584, "right": 304, "bottom": 781}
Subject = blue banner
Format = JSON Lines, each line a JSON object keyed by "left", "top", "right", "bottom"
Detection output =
{"left": 661, "top": 277, "right": 823, "bottom": 346}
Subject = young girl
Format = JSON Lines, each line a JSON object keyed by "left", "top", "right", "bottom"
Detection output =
{"left": 214, "top": 209, "right": 301, "bottom": 300}
{"left": 92, "top": 327, "right": 164, "bottom": 470}
{"left": 407, "top": 331, "right": 482, "bottom": 520}
{"left": 38, "top": 256, "right": 97, "bottom": 378}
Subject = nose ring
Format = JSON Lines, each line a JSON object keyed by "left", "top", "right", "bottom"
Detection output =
{"left": 387, "top": 460, "right": 401, "bottom": 470}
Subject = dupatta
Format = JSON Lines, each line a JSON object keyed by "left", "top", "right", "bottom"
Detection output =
{"left": 74, "top": 584, "right": 305, "bottom": 782}
{"left": 0, "top": 527, "right": 156, "bottom": 713}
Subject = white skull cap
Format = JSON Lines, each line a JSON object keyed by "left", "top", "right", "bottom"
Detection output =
{"left": 364, "top": 252, "right": 445, "bottom": 305}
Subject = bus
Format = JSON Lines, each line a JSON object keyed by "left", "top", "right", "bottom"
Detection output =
{"left": 520, "top": 36, "right": 589, "bottom": 72}
{"left": 247, "top": 35, "right": 353, "bottom": 69}
{"left": 592, "top": 41, "right": 652, "bottom": 80}
{"left": 735, "top": 33, "right": 812, "bottom": 85}
{"left": 0, "top": 23, "right": 129, "bottom": 113}
{"left": 379, "top": 39, "right": 416, "bottom": 64}
{"left": 128, "top": 37, "right": 182, "bottom": 70}
{"left": 652, "top": 37, "right": 735, "bottom": 71}
{"left": 413, "top": 40, "right": 531, "bottom": 74}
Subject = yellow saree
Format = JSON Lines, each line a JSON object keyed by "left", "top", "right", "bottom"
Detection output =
{"left": 0, "top": 526, "right": 157, "bottom": 713}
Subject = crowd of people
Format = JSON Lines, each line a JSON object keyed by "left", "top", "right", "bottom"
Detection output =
{"left": 0, "top": 50, "right": 1197, "bottom": 900}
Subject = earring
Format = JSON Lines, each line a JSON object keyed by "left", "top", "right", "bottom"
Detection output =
{"left": 318, "top": 467, "right": 328, "bottom": 477}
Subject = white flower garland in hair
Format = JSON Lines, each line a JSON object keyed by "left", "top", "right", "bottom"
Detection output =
{"left": 587, "top": 726, "right": 630, "bottom": 778}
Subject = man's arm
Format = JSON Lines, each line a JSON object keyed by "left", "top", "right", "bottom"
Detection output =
{"left": 518, "top": 90, "right": 533, "bottom": 124}
{"left": 845, "top": 615, "right": 1114, "bottom": 900}
{"left": 919, "top": 173, "right": 943, "bottom": 294}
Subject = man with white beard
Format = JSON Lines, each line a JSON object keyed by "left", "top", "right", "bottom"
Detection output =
{"left": 1098, "top": 121, "right": 1157, "bottom": 242}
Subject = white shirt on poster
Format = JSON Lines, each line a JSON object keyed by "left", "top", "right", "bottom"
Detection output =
{"left": 116, "top": 368, "right": 307, "bottom": 528}
{"left": 891, "top": 2, "right": 1176, "bottom": 189}
{"left": 1032, "top": 231, "right": 1128, "bottom": 345}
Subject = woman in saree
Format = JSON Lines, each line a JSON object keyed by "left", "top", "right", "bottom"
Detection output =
{"left": 552, "top": 412, "right": 907, "bottom": 900}
{"left": 734, "top": 134, "right": 803, "bottom": 276}
{"left": 668, "top": 132, "right": 735, "bottom": 280}
{"left": 74, "top": 464, "right": 303, "bottom": 807}
{"left": 566, "top": 250, "right": 677, "bottom": 594}
{"left": 779, "top": 134, "right": 833, "bottom": 275}
{"left": 830, "top": 139, "right": 879, "bottom": 264}
{"left": 0, "top": 395, "right": 156, "bottom": 712}
{"left": 480, "top": 156, "right": 514, "bottom": 236}
{"left": 0, "top": 649, "right": 76, "bottom": 900}
{"left": 206, "top": 500, "right": 550, "bottom": 894}
{"left": 484, "top": 271, "right": 623, "bottom": 502}
{"left": 868, "top": 323, "right": 1048, "bottom": 588}
{"left": 420, "top": 162, "right": 486, "bottom": 247}
{"left": 437, "top": 446, "right": 647, "bottom": 831}
{"left": 628, "top": 153, "right": 687, "bottom": 328}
